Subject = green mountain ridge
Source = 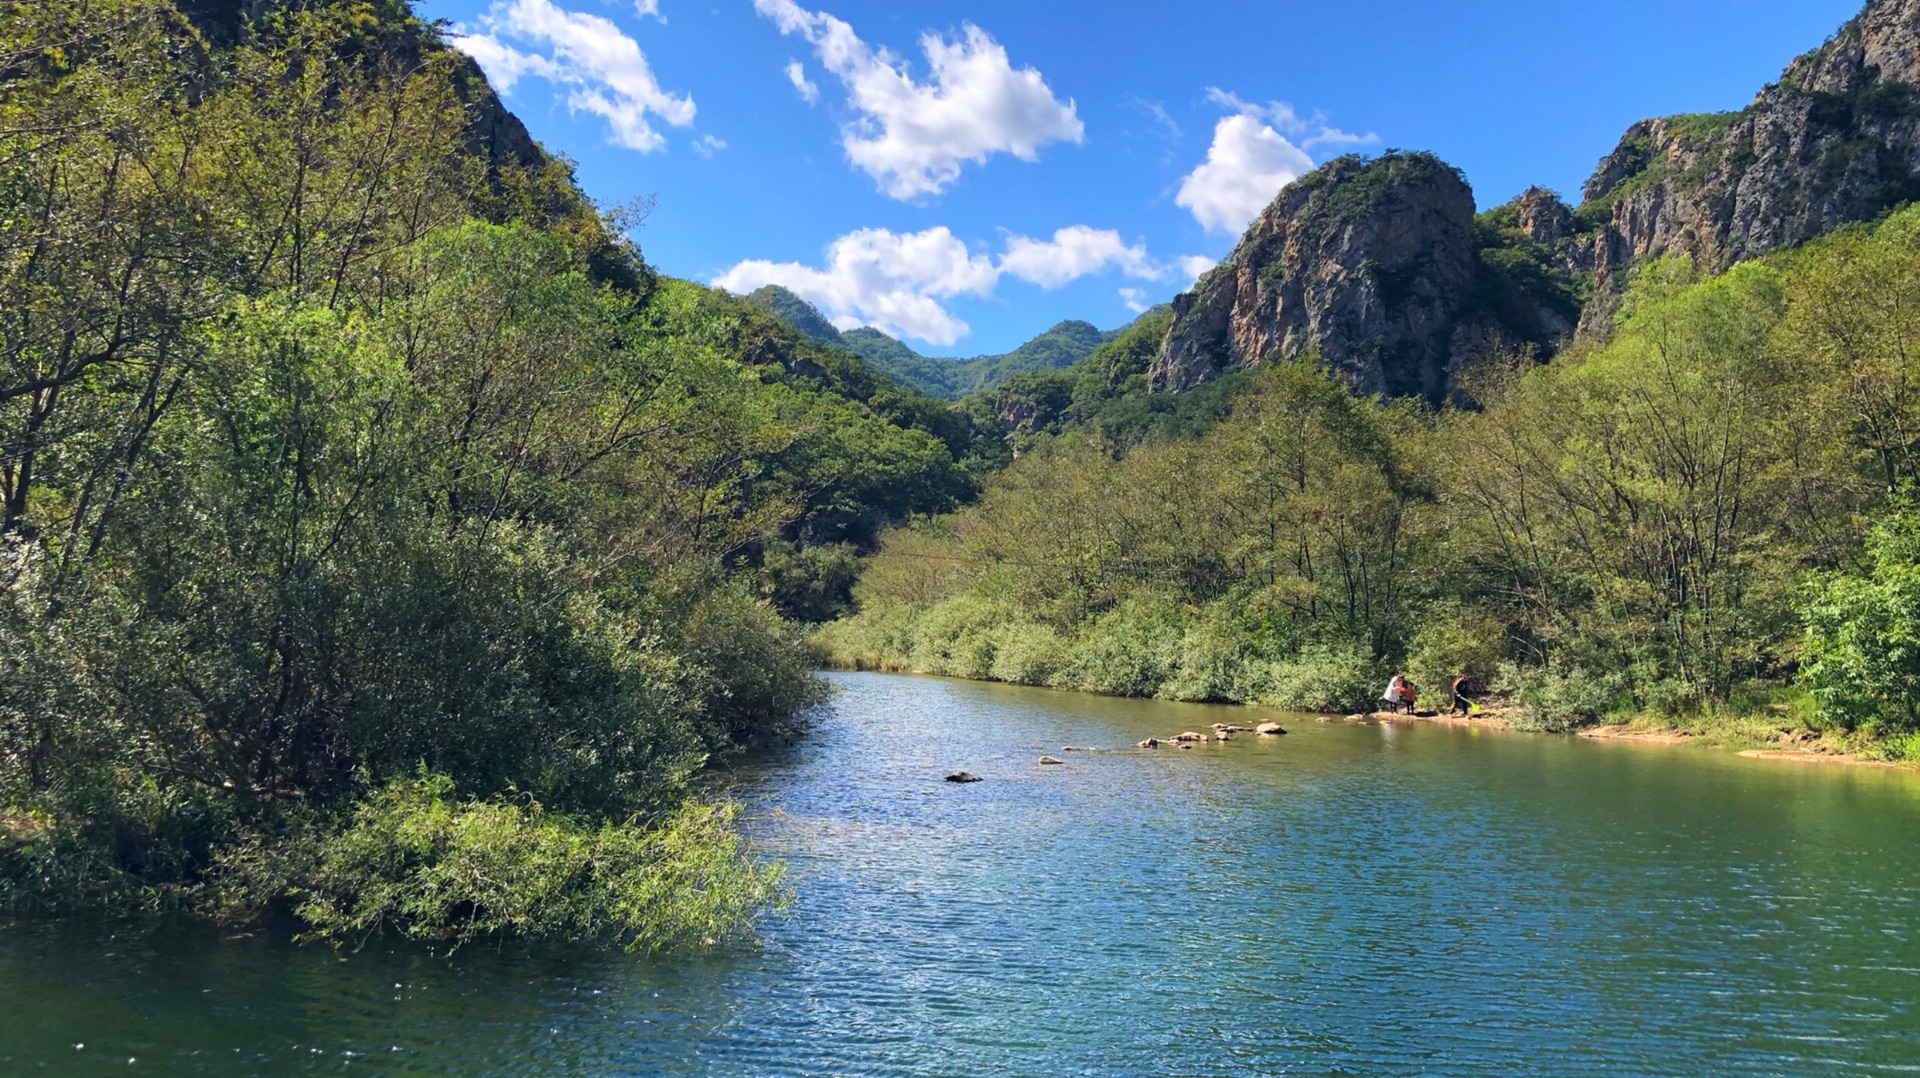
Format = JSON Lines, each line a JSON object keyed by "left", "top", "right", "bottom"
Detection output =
{"left": 744, "top": 285, "right": 1149, "bottom": 398}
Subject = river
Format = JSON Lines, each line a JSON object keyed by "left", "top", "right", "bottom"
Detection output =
{"left": 3, "top": 671, "right": 1918, "bottom": 1075}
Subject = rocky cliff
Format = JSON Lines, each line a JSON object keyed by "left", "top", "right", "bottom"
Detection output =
{"left": 1155, "top": 0, "right": 1920, "bottom": 401}
{"left": 1568, "top": 0, "right": 1920, "bottom": 331}
{"left": 1152, "top": 153, "right": 1575, "bottom": 404}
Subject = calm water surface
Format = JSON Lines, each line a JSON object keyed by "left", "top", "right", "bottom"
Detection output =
{"left": 4, "top": 671, "right": 1919, "bottom": 1076}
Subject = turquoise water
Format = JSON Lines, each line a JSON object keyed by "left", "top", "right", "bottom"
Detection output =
{"left": 4, "top": 671, "right": 1918, "bottom": 1075}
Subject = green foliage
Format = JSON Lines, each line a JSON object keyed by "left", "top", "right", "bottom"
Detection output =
{"left": 1255, "top": 643, "right": 1382, "bottom": 713}
{"left": 822, "top": 361, "right": 1428, "bottom": 706}
{"left": 973, "top": 308, "right": 1257, "bottom": 453}
{"left": 746, "top": 284, "right": 843, "bottom": 342}
{"left": 1286, "top": 152, "right": 1467, "bottom": 228}
{"left": 0, "top": 0, "right": 979, "bottom": 945}
{"left": 1498, "top": 660, "right": 1627, "bottom": 733}
{"left": 1474, "top": 215, "right": 1584, "bottom": 344}
{"left": 826, "top": 204, "right": 1920, "bottom": 755}
{"left": 746, "top": 286, "right": 1125, "bottom": 400}
{"left": 1800, "top": 501, "right": 1920, "bottom": 734}
{"left": 273, "top": 774, "right": 784, "bottom": 953}
{"left": 1405, "top": 605, "right": 1507, "bottom": 697}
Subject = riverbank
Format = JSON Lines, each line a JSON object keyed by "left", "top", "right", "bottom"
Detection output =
{"left": 1355, "top": 704, "right": 1920, "bottom": 772}
{"left": 824, "top": 651, "right": 1920, "bottom": 773}
{"left": 8, "top": 669, "right": 1920, "bottom": 1075}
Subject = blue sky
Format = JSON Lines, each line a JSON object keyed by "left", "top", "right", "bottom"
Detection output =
{"left": 418, "top": 0, "right": 1861, "bottom": 356}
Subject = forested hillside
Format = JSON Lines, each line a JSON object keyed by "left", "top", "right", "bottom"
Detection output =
{"left": 9, "top": 0, "right": 1920, "bottom": 955}
{"left": 822, "top": 207, "right": 1920, "bottom": 758}
{"left": 0, "top": 0, "right": 988, "bottom": 944}
{"left": 745, "top": 284, "right": 1125, "bottom": 399}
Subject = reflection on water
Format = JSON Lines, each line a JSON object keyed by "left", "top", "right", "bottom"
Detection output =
{"left": 3, "top": 671, "right": 1917, "bottom": 1076}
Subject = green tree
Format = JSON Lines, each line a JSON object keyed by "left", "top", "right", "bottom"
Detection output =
{"left": 1800, "top": 501, "right": 1920, "bottom": 734}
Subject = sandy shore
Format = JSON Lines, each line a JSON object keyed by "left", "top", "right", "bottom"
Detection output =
{"left": 1355, "top": 708, "right": 1918, "bottom": 773}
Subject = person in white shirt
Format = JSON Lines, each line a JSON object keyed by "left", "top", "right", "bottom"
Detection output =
{"left": 1381, "top": 674, "right": 1416, "bottom": 715}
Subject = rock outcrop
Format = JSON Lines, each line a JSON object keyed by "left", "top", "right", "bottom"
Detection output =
{"left": 1153, "top": 153, "right": 1480, "bottom": 404}
{"left": 1153, "top": 0, "right": 1920, "bottom": 399}
{"left": 1570, "top": 0, "right": 1920, "bottom": 332}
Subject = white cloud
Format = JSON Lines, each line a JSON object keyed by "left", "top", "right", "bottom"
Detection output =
{"left": 999, "top": 226, "right": 1160, "bottom": 289}
{"left": 785, "top": 59, "right": 820, "bottom": 104}
{"left": 1118, "top": 287, "right": 1150, "bottom": 314}
{"left": 632, "top": 0, "right": 662, "bottom": 21}
{"left": 1175, "top": 89, "right": 1377, "bottom": 234}
{"left": 714, "top": 227, "right": 997, "bottom": 345}
{"left": 451, "top": 0, "right": 694, "bottom": 153}
{"left": 752, "top": 0, "right": 1083, "bottom": 199}
{"left": 716, "top": 223, "right": 1171, "bottom": 344}
{"left": 1177, "top": 254, "right": 1217, "bottom": 285}
{"left": 1176, "top": 114, "right": 1313, "bottom": 235}
{"left": 692, "top": 134, "right": 726, "bottom": 158}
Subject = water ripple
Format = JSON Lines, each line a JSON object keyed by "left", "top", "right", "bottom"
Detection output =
{"left": 2, "top": 671, "right": 1918, "bottom": 1076}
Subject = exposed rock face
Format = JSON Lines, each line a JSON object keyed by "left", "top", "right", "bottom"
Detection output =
{"left": 1153, "top": 153, "right": 1479, "bottom": 404}
{"left": 1154, "top": 0, "right": 1920, "bottom": 398}
{"left": 1573, "top": 0, "right": 1920, "bottom": 332}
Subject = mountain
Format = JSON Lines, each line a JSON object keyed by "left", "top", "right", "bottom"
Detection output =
{"left": 1154, "top": 0, "right": 1920, "bottom": 402}
{"left": 744, "top": 285, "right": 1123, "bottom": 398}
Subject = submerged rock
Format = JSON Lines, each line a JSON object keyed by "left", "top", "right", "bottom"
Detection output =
{"left": 945, "top": 771, "right": 982, "bottom": 784}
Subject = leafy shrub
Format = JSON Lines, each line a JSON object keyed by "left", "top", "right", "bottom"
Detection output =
{"left": 1057, "top": 601, "right": 1187, "bottom": 697}
{"left": 1406, "top": 604, "right": 1506, "bottom": 698}
{"left": 668, "top": 577, "right": 830, "bottom": 749}
{"left": 1256, "top": 642, "right": 1381, "bottom": 712}
{"left": 276, "top": 775, "right": 785, "bottom": 953}
{"left": 1162, "top": 619, "right": 1258, "bottom": 702}
{"left": 989, "top": 621, "right": 1071, "bottom": 686}
{"left": 1499, "top": 659, "right": 1626, "bottom": 732}
{"left": 908, "top": 595, "right": 1004, "bottom": 679}
{"left": 1800, "top": 503, "right": 1920, "bottom": 735}
{"left": 812, "top": 604, "right": 924, "bottom": 672}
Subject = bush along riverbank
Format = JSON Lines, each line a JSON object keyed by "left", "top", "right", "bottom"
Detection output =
{"left": 820, "top": 210, "right": 1920, "bottom": 767}
{"left": 0, "top": 2, "right": 990, "bottom": 948}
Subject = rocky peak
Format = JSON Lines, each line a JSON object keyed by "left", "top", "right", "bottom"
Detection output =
{"left": 1572, "top": 0, "right": 1920, "bottom": 331}
{"left": 1152, "top": 152, "right": 1479, "bottom": 403}
{"left": 1510, "top": 186, "right": 1577, "bottom": 247}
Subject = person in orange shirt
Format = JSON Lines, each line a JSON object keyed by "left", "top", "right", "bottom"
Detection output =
{"left": 1381, "top": 674, "right": 1416, "bottom": 714}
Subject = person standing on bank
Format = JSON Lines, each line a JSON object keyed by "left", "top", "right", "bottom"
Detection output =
{"left": 1450, "top": 674, "right": 1475, "bottom": 716}
{"left": 1381, "top": 674, "right": 1416, "bottom": 715}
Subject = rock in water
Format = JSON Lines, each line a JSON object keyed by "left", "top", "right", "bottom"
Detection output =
{"left": 1173, "top": 731, "right": 1208, "bottom": 742}
{"left": 945, "top": 771, "right": 982, "bottom": 784}
{"left": 1037, "top": 755, "right": 1065, "bottom": 766}
{"left": 1257, "top": 722, "right": 1288, "bottom": 736}
{"left": 1137, "top": 737, "right": 1162, "bottom": 748}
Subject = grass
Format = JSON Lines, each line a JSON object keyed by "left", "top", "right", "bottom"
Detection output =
{"left": 1578, "top": 684, "right": 1920, "bottom": 763}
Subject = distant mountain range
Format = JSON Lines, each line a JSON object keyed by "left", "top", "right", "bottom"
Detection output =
{"left": 745, "top": 285, "right": 1158, "bottom": 399}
